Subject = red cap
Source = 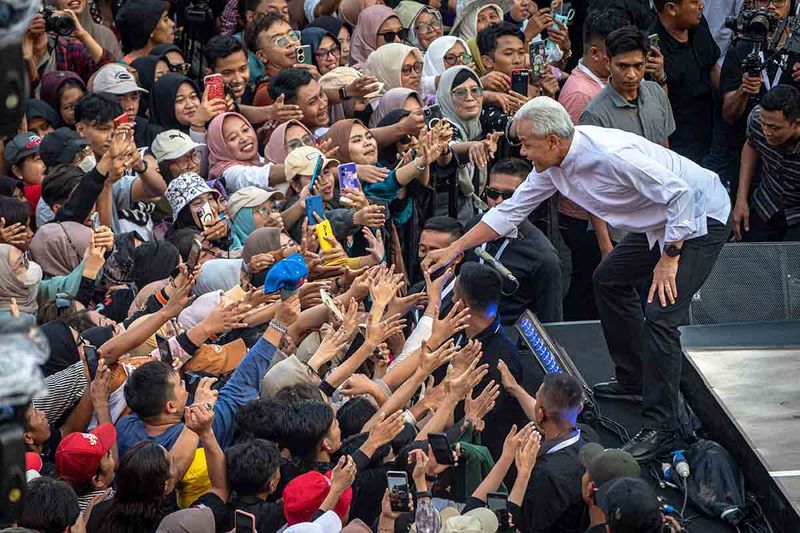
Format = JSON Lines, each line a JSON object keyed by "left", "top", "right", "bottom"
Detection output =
{"left": 283, "top": 470, "right": 353, "bottom": 526}
{"left": 55, "top": 423, "right": 116, "bottom": 484}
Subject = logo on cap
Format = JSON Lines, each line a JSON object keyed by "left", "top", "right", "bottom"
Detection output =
{"left": 24, "top": 136, "right": 42, "bottom": 150}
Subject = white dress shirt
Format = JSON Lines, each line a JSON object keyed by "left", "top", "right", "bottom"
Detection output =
{"left": 482, "top": 126, "right": 731, "bottom": 249}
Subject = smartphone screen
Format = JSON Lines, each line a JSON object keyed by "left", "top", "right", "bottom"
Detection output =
{"left": 648, "top": 33, "right": 660, "bottom": 51}
{"left": 511, "top": 69, "right": 529, "bottom": 96}
{"left": 529, "top": 41, "right": 547, "bottom": 82}
{"left": 305, "top": 194, "right": 325, "bottom": 225}
{"left": 186, "top": 238, "right": 202, "bottom": 272}
{"left": 387, "top": 471, "right": 410, "bottom": 513}
{"left": 338, "top": 163, "right": 359, "bottom": 190}
{"left": 204, "top": 74, "right": 225, "bottom": 101}
{"left": 234, "top": 509, "right": 256, "bottom": 533}
{"left": 428, "top": 432, "right": 454, "bottom": 465}
{"left": 156, "top": 334, "right": 173, "bottom": 365}
{"left": 91, "top": 212, "right": 101, "bottom": 231}
{"left": 83, "top": 344, "right": 98, "bottom": 365}
{"left": 488, "top": 492, "right": 510, "bottom": 529}
{"left": 196, "top": 201, "right": 216, "bottom": 228}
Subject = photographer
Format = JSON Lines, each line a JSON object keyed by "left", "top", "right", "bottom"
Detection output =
{"left": 23, "top": 6, "right": 113, "bottom": 87}
{"left": 720, "top": 0, "right": 793, "bottom": 195}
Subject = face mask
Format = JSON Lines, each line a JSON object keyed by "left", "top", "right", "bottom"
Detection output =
{"left": 21, "top": 261, "right": 43, "bottom": 287}
{"left": 78, "top": 154, "right": 97, "bottom": 173}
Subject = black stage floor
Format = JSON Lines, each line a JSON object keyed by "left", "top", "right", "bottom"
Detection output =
{"left": 524, "top": 320, "right": 743, "bottom": 533}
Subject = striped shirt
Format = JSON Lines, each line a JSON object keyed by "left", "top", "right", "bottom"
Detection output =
{"left": 747, "top": 106, "right": 800, "bottom": 226}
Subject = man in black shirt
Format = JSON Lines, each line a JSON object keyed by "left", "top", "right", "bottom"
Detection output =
{"left": 650, "top": 0, "right": 720, "bottom": 164}
{"left": 508, "top": 372, "right": 587, "bottom": 533}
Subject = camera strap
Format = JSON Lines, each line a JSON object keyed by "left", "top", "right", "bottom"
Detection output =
{"left": 760, "top": 51, "right": 783, "bottom": 91}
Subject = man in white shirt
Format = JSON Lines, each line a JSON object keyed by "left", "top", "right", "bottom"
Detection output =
{"left": 424, "top": 97, "right": 732, "bottom": 462}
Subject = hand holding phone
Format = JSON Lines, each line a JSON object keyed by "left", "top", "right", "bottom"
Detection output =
{"left": 387, "top": 471, "right": 410, "bottom": 513}
{"left": 196, "top": 201, "right": 216, "bottom": 228}
{"left": 488, "top": 492, "right": 511, "bottom": 530}
{"left": 91, "top": 212, "right": 101, "bottom": 231}
{"left": 428, "top": 432, "right": 455, "bottom": 465}
{"left": 186, "top": 238, "right": 202, "bottom": 273}
{"left": 234, "top": 509, "right": 256, "bottom": 533}
{"left": 511, "top": 69, "right": 530, "bottom": 96}
{"left": 204, "top": 74, "right": 225, "bottom": 101}
{"left": 156, "top": 334, "right": 173, "bottom": 365}
{"left": 296, "top": 44, "right": 313, "bottom": 65}
{"left": 305, "top": 194, "right": 326, "bottom": 225}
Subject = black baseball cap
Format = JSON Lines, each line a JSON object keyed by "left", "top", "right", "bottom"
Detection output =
{"left": 40, "top": 128, "right": 90, "bottom": 169}
{"left": 580, "top": 443, "right": 641, "bottom": 487}
{"left": 4, "top": 132, "right": 42, "bottom": 166}
{"left": 596, "top": 477, "right": 662, "bottom": 533}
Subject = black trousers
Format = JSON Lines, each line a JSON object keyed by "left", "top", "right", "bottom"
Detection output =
{"left": 592, "top": 218, "right": 732, "bottom": 431}
{"left": 559, "top": 213, "right": 601, "bottom": 321}
{"left": 743, "top": 209, "right": 800, "bottom": 242}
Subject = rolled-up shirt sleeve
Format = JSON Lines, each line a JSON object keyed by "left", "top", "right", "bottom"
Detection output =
{"left": 481, "top": 171, "right": 557, "bottom": 238}
{"left": 609, "top": 151, "right": 695, "bottom": 243}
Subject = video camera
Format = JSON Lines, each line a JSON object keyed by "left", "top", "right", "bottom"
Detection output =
{"left": 725, "top": 8, "right": 780, "bottom": 41}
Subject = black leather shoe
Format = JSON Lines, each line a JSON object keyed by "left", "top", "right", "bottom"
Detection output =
{"left": 592, "top": 379, "right": 643, "bottom": 403}
{"left": 622, "top": 428, "right": 675, "bottom": 462}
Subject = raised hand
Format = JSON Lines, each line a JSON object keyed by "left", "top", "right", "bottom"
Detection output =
{"left": 0, "top": 218, "right": 30, "bottom": 248}
{"left": 428, "top": 301, "right": 470, "bottom": 349}
{"left": 420, "top": 340, "right": 458, "bottom": 375}
{"left": 202, "top": 301, "right": 251, "bottom": 335}
{"left": 464, "top": 379, "right": 500, "bottom": 432}
{"left": 445, "top": 358, "right": 489, "bottom": 401}
{"left": 366, "top": 410, "right": 406, "bottom": 448}
{"left": 355, "top": 164, "right": 389, "bottom": 184}
{"left": 363, "top": 228, "right": 385, "bottom": 264}
{"left": 329, "top": 455, "right": 358, "bottom": 494}
{"left": 265, "top": 94, "right": 304, "bottom": 123}
{"left": 192, "top": 377, "right": 219, "bottom": 409}
{"left": 366, "top": 312, "right": 406, "bottom": 346}
{"left": 184, "top": 402, "right": 215, "bottom": 437}
{"left": 451, "top": 338, "right": 482, "bottom": 376}
{"left": 353, "top": 204, "right": 386, "bottom": 227}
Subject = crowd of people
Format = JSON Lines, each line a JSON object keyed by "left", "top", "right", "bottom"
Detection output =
{"left": 0, "top": 0, "right": 795, "bottom": 531}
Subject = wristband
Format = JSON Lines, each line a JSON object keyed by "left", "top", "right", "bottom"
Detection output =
{"left": 339, "top": 86, "right": 351, "bottom": 100}
{"left": 414, "top": 157, "right": 426, "bottom": 171}
{"left": 425, "top": 474, "right": 438, "bottom": 482}
{"left": 268, "top": 320, "right": 288, "bottom": 335}
{"left": 133, "top": 159, "right": 149, "bottom": 174}
{"left": 415, "top": 490, "right": 432, "bottom": 499}
{"left": 656, "top": 74, "right": 668, "bottom": 86}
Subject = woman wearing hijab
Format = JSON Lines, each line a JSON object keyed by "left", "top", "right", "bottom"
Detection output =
{"left": 363, "top": 43, "right": 423, "bottom": 92}
{"left": 395, "top": 1, "right": 443, "bottom": 51}
{"left": 131, "top": 56, "right": 169, "bottom": 118}
{"left": 348, "top": 5, "right": 403, "bottom": 67}
{"left": 338, "top": 0, "right": 384, "bottom": 28}
{"left": 308, "top": 16, "right": 351, "bottom": 66}
{"left": 39, "top": 71, "right": 87, "bottom": 127}
{"left": 132, "top": 240, "right": 181, "bottom": 290}
{"left": 300, "top": 28, "right": 341, "bottom": 76}
{"left": 368, "top": 88, "right": 422, "bottom": 128}
{"left": 29, "top": 221, "right": 93, "bottom": 277}
{"left": 192, "top": 258, "right": 242, "bottom": 296}
{"left": 227, "top": 187, "right": 286, "bottom": 246}
{"left": 449, "top": 0, "right": 512, "bottom": 75}
{"left": 206, "top": 112, "right": 286, "bottom": 195}
{"left": 264, "top": 120, "right": 317, "bottom": 164}
{"left": 433, "top": 66, "right": 510, "bottom": 222}
{"left": 421, "top": 36, "right": 474, "bottom": 101}
{"left": 52, "top": 0, "right": 122, "bottom": 59}
{"left": 149, "top": 73, "right": 208, "bottom": 133}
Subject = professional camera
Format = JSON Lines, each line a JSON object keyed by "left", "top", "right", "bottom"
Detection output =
{"left": 41, "top": 6, "right": 75, "bottom": 37}
{"left": 725, "top": 8, "right": 780, "bottom": 40}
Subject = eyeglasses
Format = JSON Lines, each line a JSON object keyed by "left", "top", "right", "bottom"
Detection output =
{"left": 170, "top": 150, "right": 200, "bottom": 169}
{"left": 15, "top": 250, "right": 30, "bottom": 272}
{"left": 451, "top": 86, "right": 484, "bottom": 100}
{"left": 286, "top": 135, "right": 316, "bottom": 151}
{"left": 754, "top": 0, "right": 787, "bottom": 7}
{"left": 415, "top": 20, "right": 442, "bottom": 34}
{"left": 443, "top": 53, "right": 473, "bottom": 67}
{"left": 377, "top": 29, "right": 407, "bottom": 43}
{"left": 315, "top": 46, "right": 340, "bottom": 59}
{"left": 168, "top": 62, "right": 191, "bottom": 75}
{"left": 274, "top": 30, "right": 301, "bottom": 48}
{"left": 485, "top": 186, "right": 513, "bottom": 200}
{"left": 401, "top": 62, "right": 423, "bottom": 75}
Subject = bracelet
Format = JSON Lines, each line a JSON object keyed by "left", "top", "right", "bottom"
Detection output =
{"left": 414, "top": 157, "right": 426, "bottom": 171}
{"left": 656, "top": 74, "right": 668, "bottom": 86}
{"left": 133, "top": 159, "right": 149, "bottom": 174}
{"left": 268, "top": 320, "right": 288, "bottom": 335}
{"left": 339, "top": 86, "right": 350, "bottom": 100}
{"left": 425, "top": 474, "right": 438, "bottom": 482}
{"left": 415, "top": 490, "right": 432, "bottom": 499}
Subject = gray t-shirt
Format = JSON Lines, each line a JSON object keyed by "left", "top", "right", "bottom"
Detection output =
{"left": 579, "top": 80, "right": 676, "bottom": 146}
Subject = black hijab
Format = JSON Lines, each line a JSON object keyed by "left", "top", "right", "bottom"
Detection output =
{"left": 131, "top": 55, "right": 161, "bottom": 117}
{"left": 149, "top": 73, "right": 198, "bottom": 131}
{"left": 308, "top": 16, "right": 344, "bottom": 38}
{"left": 40, "top": 319, "right": 79, "bottom": 377}
{"left": 0, "top": 176, "right": 23, "bottom": 197}
{"left": 377, "top": 109, "right": 411, "bottom": 168}
{"left": 132, "top": 240, "right": 181, "bottom": 289}
{"left": 81, "top": 325, "right": 115, "bottom": 349}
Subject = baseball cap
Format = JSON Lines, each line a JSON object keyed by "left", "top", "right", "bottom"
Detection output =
{"left": 151, "top": 130, "right": 205, "bottom": 163}
{"left": 580, "top": 443, "right": 641, "bottom": 488}
{"left": 25, "top": 452, "right": 43, "bottom": 482}
{"left": 40, "top": 128, "right": 90, "bottom": 168}
{"left": 227, "top": 186, "right": 285, "bottom": 222}
{"left": 441, "top": 507, "right": 499, "bottom": 533}
{"left": 283, "top": 471, "right": 353, "bottom": 526}
{"left": 55, "top": 423, "right": 117, "bottom": 484}
{"left": 263, "top": 253, "right": 308, "bottom": 296}
{"left": 595, "top": 477, "right": 662, "bottom": 533}
{"left": 93, "top": 63, "right": 148, "bottom": 95}
{"left": 284, "top": 510, "right": 342, "bottom": 533}
{"left": 284, "top": 146, "right": 339, "bottom": 182}
{"left": 4, "top": 132, "right": 42, "bottom": 166}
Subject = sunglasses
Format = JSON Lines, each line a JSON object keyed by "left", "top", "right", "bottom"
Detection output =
{"left": 485, "top": 187, "right": 513, "bottom": 200}
{"left": 286, "top": 135, "right": 316, "bottom": 151}
{"left": 168, "top": 62, "right": 191, "bottom": 75}
{"left": 377, "top": 29, "right": 407, "bottom": 42}
{"left": 753, "top": 0, "right": 787, "bottom": 6}
{"left": 451, "top": 86, "right": 484, "bottom": 100}
{"left": 401, "top": 62, "right": 423, "bottom": 75}
{"left": 415, "top": 20, "right": 442, "bottom": 34}
{"left": 443, "top": 53, "right": 473, "bottom": 67}
{"left": 274, "top": 30, "right": 301, "bottom": 48}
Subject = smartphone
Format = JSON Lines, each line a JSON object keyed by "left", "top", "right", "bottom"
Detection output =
{"left": 648, "top": 33, "right": 660, "bottom": 52}
{"left": 186, "top": 238, "right": 202, "bottom": 272}
{"left": 83, "top": 344, "right": 99, "bottom": 379}
{"left": 113, "top": 112, "right": 129, "bottom": 128}
{"left": 320, "top": 289, "right": 344, "bottom": 320}
{"left": 387, "top": 471, "right": 410, "bottom": 513}
{"left": 511, "top": 69, "right": 529, "bottom": 96}
{"left": 204, "top": 74, "right": 225, "bottom": 101}
{"left": 156, "top": 334, "right": 173, "bottom": 365}
{"left": 529, "top": 41, "right": 547, "bottom": 82}
{"left": 91, "top": 211, "right": 101, "bottom": 231}
{"left": 296, "top": 44, "right": 313, "bottom": 65}
{"left": 305, "top": 194, "right": 325, "bottom": 225}
{"left": 487, "top": 492, "right": 510, "bottom": 530}
{"left": 423, "top": 104, "right": 443, "bottom": 128}
{"left": 234, "top": 509, "right": 256, "bottom": 533}
{"left": 315, "top": 219, "right": 335, "bottom": 250}
{"left": 196, "top": 201, "right": 216, "bottom": 228}
{"left": 308, "top": 155, "right": 324, "bottom": 193}
{"left": 428, "top": 432, "right": 454, "bottom": 465}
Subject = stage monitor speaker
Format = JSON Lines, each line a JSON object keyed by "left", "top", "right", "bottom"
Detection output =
{"left": 690, "top": 242, "right": 800, "bottom": 325}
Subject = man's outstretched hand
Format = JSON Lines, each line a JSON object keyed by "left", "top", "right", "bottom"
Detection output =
{"left": 421, "top": 245, "right": 460, "bottom": 276}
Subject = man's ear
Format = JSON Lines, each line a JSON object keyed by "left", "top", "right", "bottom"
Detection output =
{"left": 165, "top": 399, "right": 178, "bottom": 415}
{"left": 321, "top": 437, "right": 332, "bottom": 452}
{"left": 23, "top": 431, "right": 34, "bottom": 447}
{"left": 481, "top": 54, "right": 494, "bottom": 70}
{"left": 75, "top": 122, "right": 86, "bottom": 137}
{"left": 453, "top": 251, "right": 465, "bottom": 265}
{"left": 91, "top": 474, "right": 104, "bottom": 489}
{"left": 10, "top": 164, "right": 22, "bottom": 180}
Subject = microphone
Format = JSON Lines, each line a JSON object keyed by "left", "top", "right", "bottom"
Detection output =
{"left": 476, "top": 248, "right": 519, "bottom": 295}
{"left": 672, "top": 450, "right": 690, "bottom": 479}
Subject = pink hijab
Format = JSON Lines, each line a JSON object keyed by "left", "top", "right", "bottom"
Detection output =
{"left": 207, "top": 112, "right": 265, "bottom": 179}
{"left": 264, "top": 120, "right": 315, "bottom": 164}
{"left": 349, "top": 5, "right": 398, "bottom": 67}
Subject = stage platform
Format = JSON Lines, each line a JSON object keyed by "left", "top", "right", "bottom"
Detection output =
{"left": 523, "top": 320, "right": 800, "bottom": 532}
